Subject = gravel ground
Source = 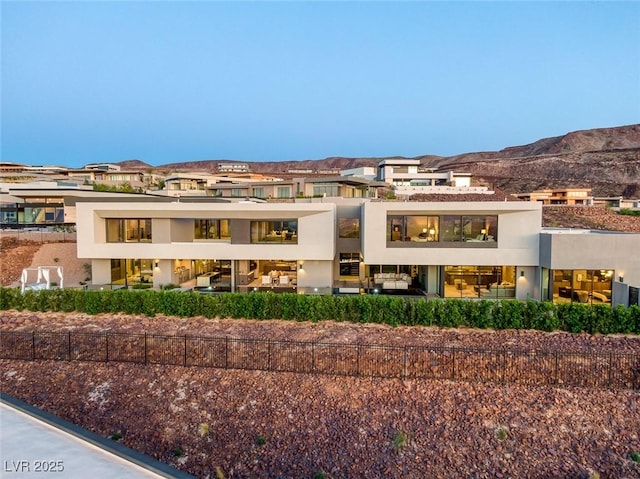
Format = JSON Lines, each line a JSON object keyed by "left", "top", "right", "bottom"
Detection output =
{"left": 1, "top": 311, "right": 640, "bottom": 479}
{"left": 1, "top": 237, "right": 86, "bottom": 287}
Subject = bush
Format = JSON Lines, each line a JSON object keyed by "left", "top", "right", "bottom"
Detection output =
{"left": 0, "top": 287, "right": 637, "bottom": 335}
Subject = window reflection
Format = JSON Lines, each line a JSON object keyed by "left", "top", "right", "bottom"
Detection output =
{"left": 387, "top": 215, "right": 496, "bottom": 243}
{"left": 106, "top": 219, "right": 152, "bottom": 242}
{"left": 250, "top": 220, "right": 298, "bottom": 243}
{"left": 551, "top": 269, "right": 613, "bottom": 305}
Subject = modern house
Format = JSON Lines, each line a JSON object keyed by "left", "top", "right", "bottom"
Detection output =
{"left": 204, "top": 176, "right": 383, "bottom": 200}
{"left": 514, "top": 188, "right": 594, "bottom": 205}
{"left": 375, "top": 159, "right": 491, "bottom": 197}
{"left": 0, "top": 183, "right": 173, "bottom": 229}
{"left": 75, "top": 197, "right": 640, "bottom": 307}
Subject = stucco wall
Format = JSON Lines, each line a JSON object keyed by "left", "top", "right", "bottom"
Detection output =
{"left": 76, "top": 202, "right": 336, "bottom": 262}
{"left": 540, "top": 231, "right": 640, "bottom": 288}
{"left": 297, "top": 260, "right": 333, "bottom": 292}
{"left": 362, "top": 202, "right": 542, "bottom": 266}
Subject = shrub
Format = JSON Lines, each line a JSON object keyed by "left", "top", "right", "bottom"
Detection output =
{"left": 0, "top": 287, "right": 636, "bottom": 335}
{"left": 392, "top": 430, "right": 411, "bottom": 452}
{"left": 494, "top": 426, "right": 509, "bottom": 441}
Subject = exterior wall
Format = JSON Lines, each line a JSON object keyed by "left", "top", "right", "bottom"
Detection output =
{"left": 515, "top": 266, "right": 538, "bottom": 300}
{"left": 91, "top": 259, "right": 112, "bottom": 285}
{"left": 539, "top": 231, "right": 640, "bottom": 288}
{"left": 297, "top": 260, "right": 333, "bottom": 293}
{"left": 76, "top": 201, "right": 336, "bottom": 263}
{"left": 154, "top": 259, "right": 173, "bottom": 286}
{"left": 361, "top": 202, "right": 542, "bottom": 266}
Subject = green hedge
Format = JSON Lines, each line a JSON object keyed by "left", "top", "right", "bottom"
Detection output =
{"left": 0, "top": 287, "right": 638, "bottom": 335}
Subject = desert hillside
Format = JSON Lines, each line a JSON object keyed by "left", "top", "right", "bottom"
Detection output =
{"left": 117, "top": 124, "right": 640, "bottom": 197}
{"left": 2, "top": 311, "right": 639, "bottom": 478}
{"left": 0, "top": 237, "right": 86, "bottom": 287}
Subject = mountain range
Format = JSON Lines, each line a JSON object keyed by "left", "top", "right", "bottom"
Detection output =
{"left": 118, "top": 124, "right": 640, "bottom": 197}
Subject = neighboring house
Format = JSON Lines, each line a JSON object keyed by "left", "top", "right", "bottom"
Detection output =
{"left": 208, "top": 179, "right": 297, "bottom": 199}
{"left": 75, "top": 197, "right": 640, "bottom": 307}
{"left": 162, "top": 173, "right": 218, "bottom": 196}
{"left": 340, "top": 167, "right": 377, "bottom": 180}
{"left": 593, "top": 196, "right": 640, "bottom": 210}
{"left": 0, "top": 162, "right": 69, "bottom": 176}
{"left": 300, "top": 176, "right": 383, "bottom": 199}
{"left": 84, "top": 163, "right": 122, "bottom": 171}
{"left": 514, "top": 188, "right": 594, "bottom": 205}
{"left": 217, "top": 162, "right": 250, "bottom": 173}
{"left": 205, "top": 176, "right": 382, "bottom": 200}
{"left": 375, "top": 159, "right": 490, "bottom": 197}
{"left": 0, "top": 183, "right": 162, "bottom": 229}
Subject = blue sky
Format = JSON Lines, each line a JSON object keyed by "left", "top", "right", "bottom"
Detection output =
{"left": 2, "top": 1, "right": 639, "bottom": 168}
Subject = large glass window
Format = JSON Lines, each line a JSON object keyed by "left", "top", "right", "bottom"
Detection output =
{"left": 313, "top": 184, "right": 339, "bottom": 197}
{"left": 194, "top": 219, "right": 230, "bottom": 240}
{"left": 338, "top": 218, "right": 360, "bottom": 239}
{"left": 386, "top": 216, "right": 439, "bottom": 242}
{"left": 276, "top": 187, "right": 291, "bottom": 198}
{"left": 406, "top": 216, "right": 439, "bottom": 242}
{"left": 250, "top": 220, "right": 298, "bottom": 244}
{"left": 444, "top": 266, "right": 515, "bottom": 299}
{"left": 253, "top": 187, "right": 265, "bottom": 198}
{"left": 110, "top": 258, "right": 154, "bottom": 286}
{"left": 551, "top": 269, "right": 613, "bottom": 305}
{"left": 388, "top": 216, "right": 404, "bottom": 241}
{"left": 441, "top": 215, "right": 497, "bottom": 242}
{"left": 0, "top": 208, "right": 18, "bottom": 225}
{"left": 106, "top": 219, "right": 152, "bottom": 243}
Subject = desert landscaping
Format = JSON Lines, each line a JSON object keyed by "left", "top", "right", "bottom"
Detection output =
{"left": 2, "top": 310, "right": 640, "bottom": 478}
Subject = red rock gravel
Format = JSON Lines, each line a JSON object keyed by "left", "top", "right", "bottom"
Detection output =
{"left": 1, "top": 311, "right": 640, "bottom": 478}
{"left": 543, "top": 206, "right": 640, "bottom": 232}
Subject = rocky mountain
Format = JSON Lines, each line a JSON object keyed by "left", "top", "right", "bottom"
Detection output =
{"left": 116, "top": 159, "right": 154, "bottom": 170}
{"left": 116, "top": 124, "right": 640, "bottom": 197}
{"left": 432, "top": 124, "right": 640, "bottom": 197}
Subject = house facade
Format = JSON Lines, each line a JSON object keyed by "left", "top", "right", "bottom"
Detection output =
{"left": 514, "top": 188, "right": 594, "bottom": 205}
{"left": 75, "top": 198, "right": 639, "bottom": 307}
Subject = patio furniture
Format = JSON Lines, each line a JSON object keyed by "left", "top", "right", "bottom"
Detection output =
{"left": 374, "top": 272, "right": 410, "bottom": 290}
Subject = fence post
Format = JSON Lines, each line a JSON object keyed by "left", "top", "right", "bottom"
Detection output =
{"left": 225, "top": 337, "right": 229, "bottom": 369}
{"left": 402, "top": 346, "right": 407, "bottom": 379}
{"left": 356, "top": 344, "right": 361, "bottom": 377}
{"left": 184, "top": 335, "right": 187, "bottom": 367}
{"left": 311, "top": 343, "right": 315, "bottom": 373}
{"left": 607, "top": 352, "right": 613, "bottom": 389}
{"left": 32, "top": 331, "right": 36, "bottom": 360}
{"left": 144, "top": 333, "right": 147, "bottom": 365}
{"left": 554, "top": 351, "right": 559, "bottom": 385}
{"left": 502, "top": 351, "right": 507, "bottom": 384}
{"left": 106, "top": 333, "right": 109, "bottom": 362}
{"left": 267, "top": 340, "right": 272, "bottom": 372}
{"left": 68, "top": 331, "right": 71, "bottom": 361}
{"left": 451, "top": 348, "right": 456, "bottom": 380}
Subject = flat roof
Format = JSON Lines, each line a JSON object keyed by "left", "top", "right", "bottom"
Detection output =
{"left": 0, "top": 393, "right": 194, "bottom": 479}
{"left": 541, "top": 227, "right": 636, "bottom": 235}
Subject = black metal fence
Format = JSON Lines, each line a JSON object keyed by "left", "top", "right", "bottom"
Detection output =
{"left": 1, "top": 330, "right": 638, "bottom": 390}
